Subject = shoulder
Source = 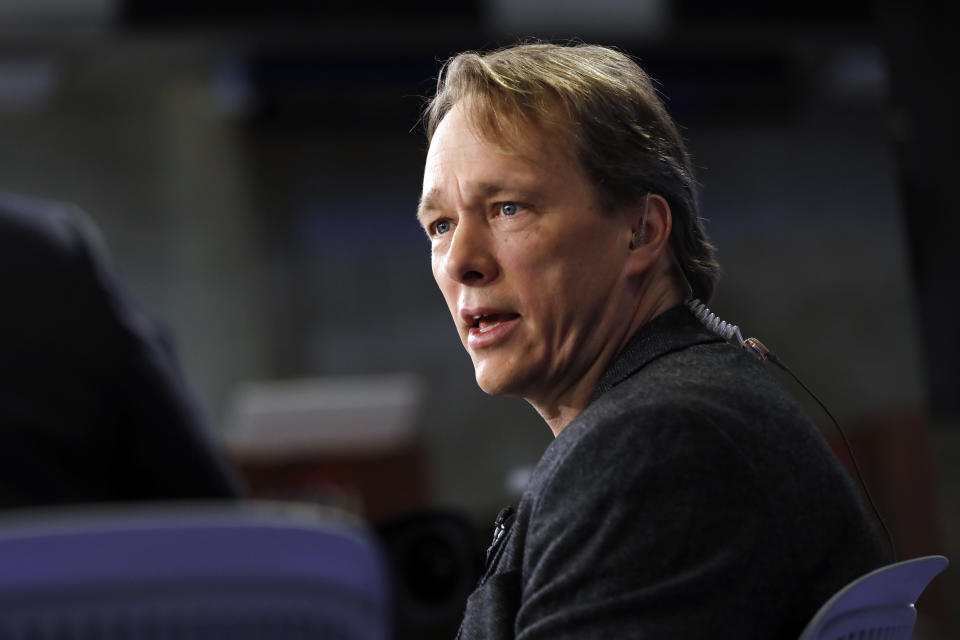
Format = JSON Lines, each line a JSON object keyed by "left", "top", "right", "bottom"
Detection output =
{"left": 532, "top": 339, "right": 800, "bottom": 494}
{"left": 468, "top": 335, "right": 886, "bottom": 637}
{"left": 503, "top": 344, "right": 781, "bottom": 635}
{"left": 0, "top": 191, "right": 112, "bottom": 296}
{"left": 581, "top": 339, "right": 828, "bottom": 470}
{"left": 0, "top": 190, "right": 93, "bottom": 253}
{"left": 517, "top": 336, "right": 851, "bottom": 574}
{"left": 521, "top": 340, "right": 773, "bottom": 546}
{"left": 519, "top": 333, "right": 877, "bottom": 572}
{"left": 527, "top": 363, "right": 767, "bottom": 533}
{"left": 0, "top": 191, "right": 126, "bottom": 347}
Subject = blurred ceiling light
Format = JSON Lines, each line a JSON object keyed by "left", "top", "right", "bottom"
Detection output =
{"left": 0, "top": 0, "right": 113, "bottom": 18}
{"left": 826, "top": 47, "right": 888, "bottom": 104}
{"left": 0, "top": 0, "right": 114, "bottom": 34}
{"left": 488, "top": 0, "right": 670, "bottom": 40}
{"left": 0, "top": 59, "right": 59, "bottom": 114}
{"left": 211, "top": 57, "right": 256, "bottom": 119}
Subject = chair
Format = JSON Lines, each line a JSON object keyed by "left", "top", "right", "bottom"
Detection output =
{"left": 0, "top": 501, "right": 390, "bottom": 639}
{"left": 798, "top": 555, "right": 949, "bottom": 640}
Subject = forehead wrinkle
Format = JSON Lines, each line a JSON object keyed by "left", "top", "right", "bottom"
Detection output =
{"left": 462, "top": 181, "right": 511, "bottom": 202}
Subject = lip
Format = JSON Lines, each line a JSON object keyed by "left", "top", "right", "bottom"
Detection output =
{"left": 460, "top": 306, "right": 521, "bottom": 350}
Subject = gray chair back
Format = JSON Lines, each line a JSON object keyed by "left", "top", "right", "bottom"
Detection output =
{"left": 798, "top": 555, "right": 948, "bottom": 640}
{"left": 0, "top": 502, "right": 390, "bottom": 639}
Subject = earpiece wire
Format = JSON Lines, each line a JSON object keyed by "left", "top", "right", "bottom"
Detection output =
{"left": 685, "top": 299, "right": 897, "bottom": 561}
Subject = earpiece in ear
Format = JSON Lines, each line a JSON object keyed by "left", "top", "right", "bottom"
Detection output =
{"left": 631, "top": 194, "right": 651, "bottom": 248}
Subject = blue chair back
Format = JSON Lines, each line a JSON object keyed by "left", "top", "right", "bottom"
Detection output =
{"left": 0, "top": 502, "right": 390, "bottom": 639}
{"left": 798, "top": 555, "right": 948, "bottom": 640}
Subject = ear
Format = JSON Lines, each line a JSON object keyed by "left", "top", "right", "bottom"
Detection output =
{"left": 624, "top": 193, "right": 672, "bottom": 277}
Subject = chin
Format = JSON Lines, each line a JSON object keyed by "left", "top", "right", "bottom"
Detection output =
{"left": 473, "top": 362, "right": 530, "bottom": 398}
{"left": 474, "top": 372, "right": 507, "bottom": 396}
{"left": 472, "top": 360, "right": 505, "bottom": 395}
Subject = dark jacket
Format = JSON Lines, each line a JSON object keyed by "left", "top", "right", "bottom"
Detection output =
{"left": 0, "top": 191, "right": 241, "bottom": 507}
{"left": 458, "top": 306, "right": 888, "bottom": 639}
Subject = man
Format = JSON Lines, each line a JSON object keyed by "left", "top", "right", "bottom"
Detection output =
{"left": 417, "top": 43, "right": 887, "bottom": 638}
{"left": 0, "top": 191, "right": 242, "bottom": 507}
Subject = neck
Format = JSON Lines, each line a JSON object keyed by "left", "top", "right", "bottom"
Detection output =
{"left": 532, "top": 264, "right": 683, "bottom": 437}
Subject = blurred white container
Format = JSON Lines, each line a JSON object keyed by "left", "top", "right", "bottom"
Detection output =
{"left": 224, "top": 373, "right": 424, "bottom": 460}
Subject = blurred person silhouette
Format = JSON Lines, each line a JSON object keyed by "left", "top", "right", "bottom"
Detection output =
{"left": 417, "top": 43, "right": 888, "bottom": 639}
{"left": 0, "top": 190, "right": 242, "bottom": 507}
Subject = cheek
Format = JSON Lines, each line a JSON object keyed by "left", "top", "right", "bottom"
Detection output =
{"left": 518, "top": 246, "right": 613, "bottom": 333}
{"left": 434, "top": 274, "right": 459, "bottom": 315}
{"left": 517, "top": 240, "right": 581, "bottom": 291}
{"left": 501, "top": 233, "right": 555, "bottom": 279}
{"left": 430, "top": 255, "right": 446, "bottom": 289}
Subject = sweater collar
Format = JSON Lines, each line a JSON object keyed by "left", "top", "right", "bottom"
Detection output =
{"left": 588, "top": 304, "right": 724, "bottom": 404}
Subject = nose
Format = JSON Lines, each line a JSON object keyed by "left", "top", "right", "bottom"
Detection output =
{"left": 439, "top": 219, "right": 498, "bottom": 286}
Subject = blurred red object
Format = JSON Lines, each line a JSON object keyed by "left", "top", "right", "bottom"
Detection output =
{"left": 224, "top": 374, "right": 429, "bottom": 522}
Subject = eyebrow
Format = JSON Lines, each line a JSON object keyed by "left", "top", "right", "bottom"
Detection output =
{"left": 416, "top": 182, "right": 517, "bottom": 226}
{"left": 416, "top": 190, "right": 442, "bottom": 227}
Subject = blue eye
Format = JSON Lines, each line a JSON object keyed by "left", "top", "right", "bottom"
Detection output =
{"left": 501, "top": 202, "right": 520, "bottom": 216}
{"left": 433, "top": 220, "right": 452, "bottom": 235}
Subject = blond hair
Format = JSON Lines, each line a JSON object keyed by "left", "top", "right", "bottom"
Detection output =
{"left": 424, "top": 42, "right": 719, "bottom": 302}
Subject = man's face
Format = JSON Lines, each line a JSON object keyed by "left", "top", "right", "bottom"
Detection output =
{"left": 418, "top": 103, "right": 633, "bottom": 407}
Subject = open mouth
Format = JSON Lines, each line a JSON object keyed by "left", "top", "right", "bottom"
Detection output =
{"left": 470, "top": 313, "right": 520, "bottom": 333}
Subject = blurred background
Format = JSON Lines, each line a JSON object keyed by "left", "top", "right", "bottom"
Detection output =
{"left": 0, "top": 0, "right": 955, "bottom": 637}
